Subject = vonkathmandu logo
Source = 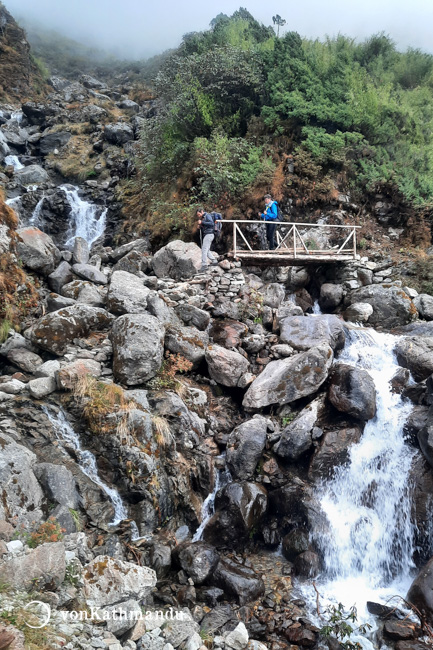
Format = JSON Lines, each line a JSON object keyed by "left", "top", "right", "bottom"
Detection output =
{"left": 22, "top": 602, "right": 187, "bottom": 628}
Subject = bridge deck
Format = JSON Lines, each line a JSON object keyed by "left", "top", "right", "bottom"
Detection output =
{"left": 227, "top": 250, "right": 357, "bottom": 266}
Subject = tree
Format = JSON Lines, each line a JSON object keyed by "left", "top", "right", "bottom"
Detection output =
{"left": 272, "top": 14, "right": 286, "bottom": 37}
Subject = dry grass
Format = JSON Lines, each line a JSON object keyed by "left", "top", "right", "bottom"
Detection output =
{"left": 152, "top": 415, "right": 173, "bottom": 447}
{"left": 47, "top": 133, "right": 106, "bottom": 182}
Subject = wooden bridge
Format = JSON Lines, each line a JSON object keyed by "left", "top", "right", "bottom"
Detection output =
{"left": 223, "top": 220, "right": 361, "bottom": 266}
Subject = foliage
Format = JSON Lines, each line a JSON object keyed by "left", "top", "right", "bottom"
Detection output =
{"left": 320, "top": 603, "right": 372, "bottom": 650}
{"left": 148, "top": 352, "right": 193, "bottom": 391}
{"left": 15, "top": 517, "right": 66, "bottom": 548}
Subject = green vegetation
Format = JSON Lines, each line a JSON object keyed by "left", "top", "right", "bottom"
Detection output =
{"left": 320, "top": 603, "right": 372, "bottom": 650}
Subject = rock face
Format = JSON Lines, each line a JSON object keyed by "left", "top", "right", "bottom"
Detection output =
{"left": 328, "top": 364, "right": 376, "bottom": 420}
{"left": 243, "top": 344, "right": 333, "bottom": 410}
{"left": 107, "top": 270, "right": 150, "bottom": 314}
{"left": 0, "top": 541, "right": 65, "bottom": 590}
{"left": 29, "top": 304, "right": 114, "bottom": 355}
{"left": 16, "top": 227, "right": 61, "bottom": 275}
{"left": 0, "top": 433, "right": 43, "bottom": 523}
{"left": 152, "top": 240, "right": 202, "bottom": 280}
{"left": 174, "top": 542, "right": 219, "bottom": 584}
{"left": 280, "top": 314, "right": 345, "bottom": 351}
{"left": 345, "top": 285, "right": 417, "bottom": 328}
{"left": 407, "top": 556, "right": 433, "bottom": 622}
{"left": 111, "top": 313, "right": 165, "bottom": 385}
{"left": 226, "top": 417, "right": 268, "bottom": 480}
{"left": 83, "top": 555, "right": 156, "bottom": 606}
{"left": 395, "top": 337, "right": 433, "bottom": 381}
{"left": 274, "top": 399, "right": 321, "bottom": 460}
{"left": 205, "top": 345, "right": 249, "bottom": 387}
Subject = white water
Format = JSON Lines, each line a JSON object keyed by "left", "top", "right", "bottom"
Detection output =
{"left": 61, "top": 185, "right": 107, "bottom": 247}
{"left": 29, "top": 196, "right": 45, "bottom": 227}
{"left": 44, "top": 407, "right": 128, "bottom": 526}
{"left": 4, "top": 155, "right": 24, "bottom": 170}
{"left": 192, "top": 457, "right": 231, "bottom": 542}
{"left": 5, "top": 195, "right": 21, "bottom": 213}
{"left": 305, "top": 328, "right": 416, "bottom": 642}
{"left": 312, "top": 299, "right": 322, "bottom": 314}
{"left": 10, "top": 110, "right": 23, "bottom": 124}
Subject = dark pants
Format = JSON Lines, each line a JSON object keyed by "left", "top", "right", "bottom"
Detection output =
{"left": 266, "top": 223, "right": 277, "bottom": 250}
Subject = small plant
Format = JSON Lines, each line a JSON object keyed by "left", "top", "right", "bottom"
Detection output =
{"left": 69, "top": 508, "right": 83, "bottom": 531}
{"left": 199, "top": 629, "right": 214, "bottom": 647}
{"left": 281, "top": 413, "right": 295, "bottom": 427}
{"left": 149, "top": 352, "right": 193, "bottom": 391}
{"left": 358, "top": 237, "right": 367, "bottom": 250}
{"left": 22, "top": 517, "right": 66, "bottom": 548}
{"left": 320, "top": 603, "right": 372, "bottom": 650}
{"left": 152, "top": 415, "right": 173, "bottom": 447}
{"left": 64, "top": 562, "right": 81, "bottom": 587}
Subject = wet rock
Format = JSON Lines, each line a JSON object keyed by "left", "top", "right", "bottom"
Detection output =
{"left": 72, "top": 263, "right": 108, "bottom": 285}
{"left": 200, "top": 604, "right": 234, "bottom": 632}
{"left": 56, "top": 359, "right": 101, "bottom": 389}
{"left": 5, "top": 347, "right": 42, "bottom": 373}
{"left": 285, "top": 624, "right": 317, "bottom": 647}
{"left": 280, "top": 314, "right": 345, "bottom": 351}
{"left": 0, "top": 541, "right": 65, "bottom": 590}
{"left": 413, "top": 295, "right": 433, "bottom": 321}
{"left": 16, "top": 227, "right": 61, "bottom": 275}
{"left": 203, "top": 482, "right": 267, "bottom": 546}
{"left": 395, "top": 642, "right": 430, "bottom": 650}
{"left": 28, "top": 376, "right": 56, "bottom": 398}
{"left": 15, "top": 164, "right": 49, "bottom": 185}
{"left": 82, "top": 555, "right": 156, "bottom": 606}
{"left": 107, "top": 270, "right": 150, "bottom": 314}
{"left": 29, "top": 304, "right": 114, "bottom": 355}
{"left": 61, "top": 280, "right": 105, "bottom": 307}
{"left": 274, "top": 399, "right": 321, "bottom": 460}
{"left": 328, "top": 363, "right": 376, "bottom": 420}
{"left": 165, "top": 325, "right": 208, "bottom": 368}
{"left": 345, "top": 285, "right": 417, "bottom": 328}
{"left": 111, "top": 313, "right": 165, "bottom": 385}
{"left": 104, "top": 123, "right": 134, "bottom": 145}
{"left": 383, "top": 620, "right": 421, "bottom": 641}
{"left": 269, "top": 479, "right": 326, "bottom": 531}
{"left": 173, "top": 541, "right": 219, "bottom": 584}
{"left": 34, "top": 463, "right": 79, "bottom": 508}
{"left": 309, "top": 423, "right": 362, "bottom": 479}
{"left": 39, "top": 131, "right": 71, "bottom": 154}
{"left": 391, "top": 367, "right": 411, "bottom": 394}
{"left": 48, "top": 260, "right": 73, "bottom": 293}
{"left": 319, "top": 283, "right": 344, "bottom": 310}
{"left": 344, "top": 302, "right": 374, "bottom": 323}
{"left": 205, "top": 345, "right": 249, "bottom": 387}
{"left": 294, "top": 550, "right": 320, "bottom": 577}
{"left": 226, "top": 417, "right": 268, "bottom": 480}
{"left": 72, "top": 237, "right": 90, "bottom": 265}
{"left": 395, "top": 337, "right": 433, "bottom": 381}
{"left": 211, "top": 557, "right": 265, "bottom": 605}
{"left": 0, "top": 433, "right": 43, "bottom": 523}
{"left": 152, "top": 240, "right": 202, "bottom": 280}
{"left": 282, "top": 528, "right": 310, "bottom": 561}
{"left": 176, "top": 304, "right": 210, "bottom": 331}
{"left": 243, "top": 344, "right": 333, "bottom": 410}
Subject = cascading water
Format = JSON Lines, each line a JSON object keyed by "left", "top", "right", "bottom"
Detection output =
{"left": 4, "top": 154, "right": 24, "bottom": 170}
{"left": 312, "top": 299, "right": 322, "bottom": 314}
{"left": 29, "top": 196, "right": 45, "bottom": 227}
{"left": 61, "top": 185, "right": 107, "bottom": 247}
{"left": 192, "top": 457, "right": 231, "bottom": 542}
{"left": 44, "top": 406, "right": 128, "bottom": 526}
{"left": 306, "top": 328, "right": 417, "bottom": 632}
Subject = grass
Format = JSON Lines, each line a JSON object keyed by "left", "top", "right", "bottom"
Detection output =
{"left": 69, "top": 508, "right": 83, "bottom": 532}
{"left": 0, "top": 605, "right": 63, "bottom": 649}
{"left": 0, "top": 317, "right": 12, "bottom": 343}
{"left": 152, "top": 415, "right": 173, "bottom": 447}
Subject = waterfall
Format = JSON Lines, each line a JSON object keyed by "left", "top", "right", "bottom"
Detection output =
{"left": 306, "top": 328, "right": 416, "bottom": 626}
{"left": 192, "top": 457, "right": 231, "bottom": 542}
{"left": 5, "top": 195, "right": 21, "bottom": 214}
{"left": 10, "top": 110, "right": 23, "bottom": 124}
{"left": 61, "top": 185, "right": 107, "bottom": 247}
{"left": 4, "top": 155, "right": 24, "bottom": 170}
{"left": 312, "top": 299, "right": 322, "bottom": 314}
{"left": 44, "top": 407, "right": 128, "bottom": 526}
{"left": 29, "top": 196, "right": 45, "bottom": 227}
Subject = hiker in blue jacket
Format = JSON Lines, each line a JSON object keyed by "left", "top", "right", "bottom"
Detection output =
{"left": 196, "top": 208, "right": 221, "bottom": 272}
{"left": 259, "top": 194, "right": 278, "bottom": 250}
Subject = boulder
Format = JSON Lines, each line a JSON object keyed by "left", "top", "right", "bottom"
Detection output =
{"left": 407, "top": 555, "right": 433, "bottom": 623}
{"left": 39, "top": 131, "right": 71, "bottom": 154}
{"left": 6, "top": 347, "right": 43, "bottom": 373}
{"left": 147, "top": 291, "right": 181, "bottom": 326}
{"left": 203, "top": 482, "right": 267, "bottom": 546}
{"left": 29, "top": 304, "right": 114, "bottom": 355}
{"left": 225, "top": 623, "right": 249, "bottom": 650}
{"left": 56, "top": 359, "right": 101, "bottom": 390}
{"left": 262, "top": 283, "right": 285, "bottom": 309}
{"left": 205, "top": 345, "right": 249, "bottom": 387}
{"left": 152, "top": 240, "right": 202, "bottom": 280}
{"left": 319, "top": 283, "right": 344, "bottom": 310}
{"left": 344, "top": 302, "right": 374, "bottom": 323}
{"left": 209, "top": 320, "right": 248, "bottom": 349}
{"left": 294, "top": 550, "right": 321, "bottom": 577}
{"left": 282, "top": 529, "right": 310, "bottom": 561}
{"left": 16, "top": 227, "right": 61, "bottom": 275}
{"left": 103, "top": 123, "right": 134, "bottom": 145}
{"left": 112, "top": 250, "right": 150, "bottom": 276}
{"left": 28, "top": 376, "right": 56, "bottom": 398}
{"left": 72, "top": 237, "right": 90, "bottom": 265}
{"left": 110, "top": 238, "right": 150, "bottom": 261}
{"left": 309, "top": 423, "right": 362, "bottom": 480}
{"left": 395, "top": 337, "right": 433, "bottom": 381}
{"left": 34, "top": 359, "right": 61, "bottom": 378}
{"left": 174, "top": 542, "right": 219, "bottom": 585}
{"left": 72, "top": 263, "right": 108, "bottom": 285}
{"left": 61, "top": 280, "right": 105, "bottom": 307}
{"left": 82, "top": 555, "right": 156, "bottom": 607}
{"left": 117, "top": 98, "right": 140, "bottom": 113}
{"left": 111, "top": 313, "right": 165, "bottom": 385}
{"left": 243, "top": 344, "right": 333, "bottom": 410}
{"left": 104, "top": 599, "right": 142, "bottom": 637}
{"left": 269, "top": 479, "right": 326, "bottom": 531}
{"left": 345, "top": 285, "right": 417, "bottom": 328}
{"left": 0, "top": 433, "right": 43, "bottom": 523}
{"left": 48, "top": 261, "right": 73, "bottom": 293}
{"left": 414, "top": 295, "right": 433, "bottom": 321}
{"left": 165, "top": 325, "right": 208, "bottom": 368}
{"left": 279, "top": 314, "right": 345, "bottom": 351}
{"left": 107, "top": 270, "right": 150, "bottom": 314}
{"left": 176, "top": 304, "right": 210, "bottom": 331}
{"left": 80, "top": 74, "right": 106, "bottom": 89}
{"left": 0, "top": 541, "right": 65, "bottom": 590}
{"left": 46, "top": 293, "right": 76, "bottom": 311}
{"left": 211, "top": 557, "right": 265, "bottom": 605}
{"left": 328, "top": 364, "right": 376, "bottom": 420}
{"left": 274, "top": 399, "right": 321, "bottom": 460}
{"left": 0, "top": 378, "right": 25, "bottom": 394}
{"left": 226, "top": 417, "right": 268, "bottom": 480}
{"left": 15, "top": 164, "right": 49, "bottom": 185}
{"left": 34, "top": 463, "right": 79, "bottom": 508}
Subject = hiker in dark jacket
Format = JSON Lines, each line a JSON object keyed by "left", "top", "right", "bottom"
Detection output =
{"left": 196, "top": 208, "right": 221, "bottom": 272}
{"left": 258, "top": 194, "right": 278, "bottom": 250}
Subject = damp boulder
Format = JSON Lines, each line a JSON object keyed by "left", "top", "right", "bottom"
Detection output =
{"left": 395, "top": 337, "right": 433, "bottom": 381}
{"left": 407, "top": 556, "right": 433, "bottom": 623}
{"left": 226, "top": 416, "right": 268, "bottom": 480}
{"left": 280, "top": 314, "right": 345, "bottom": 352}
{"left": 344, "top": 285, "right": 417, "bottom": 328}
{"left": 16, "top": 227, "right": 61, "bottom": 275}
{"left": 328, "top": 363, "right": 377, "bottom": 420}
{"left": 173, "top": 542, "right": 220, "bottom": 585}
{"left": 111, "top": 313, "right": 165, "bottom": 385}
{"left": 211, "top": 556, "right": 265, "bottom": 605}
{"left": 309, "top": 423, "right": 362, "bottom": 480}
{"left": 274, "top": 399, "right": 322, "bottom": 460}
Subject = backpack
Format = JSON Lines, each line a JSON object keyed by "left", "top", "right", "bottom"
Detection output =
{"left": 211, "top": 212, "right": 223, "bottom": 233}
{"left": 274, "top": 201, "right": 283, "bottom": 222}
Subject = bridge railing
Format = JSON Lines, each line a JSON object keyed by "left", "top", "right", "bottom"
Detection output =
{"left": 220, "top": 220, "right": 361, "bottom": 260}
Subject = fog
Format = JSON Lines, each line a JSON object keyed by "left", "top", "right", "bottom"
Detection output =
{"left": 4, "top": 0, "right": 433, "bottom": 59}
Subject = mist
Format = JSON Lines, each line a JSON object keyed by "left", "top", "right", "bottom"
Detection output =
{"left": 4, "top": 0, "right": 433, "bottom": 60}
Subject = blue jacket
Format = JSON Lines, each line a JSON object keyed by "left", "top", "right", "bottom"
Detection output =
{"left": 260, "top": 201, "right": 278, "bottom": 221}
{"left": 201, "top": 212, "right": 222, "bottom": 236}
